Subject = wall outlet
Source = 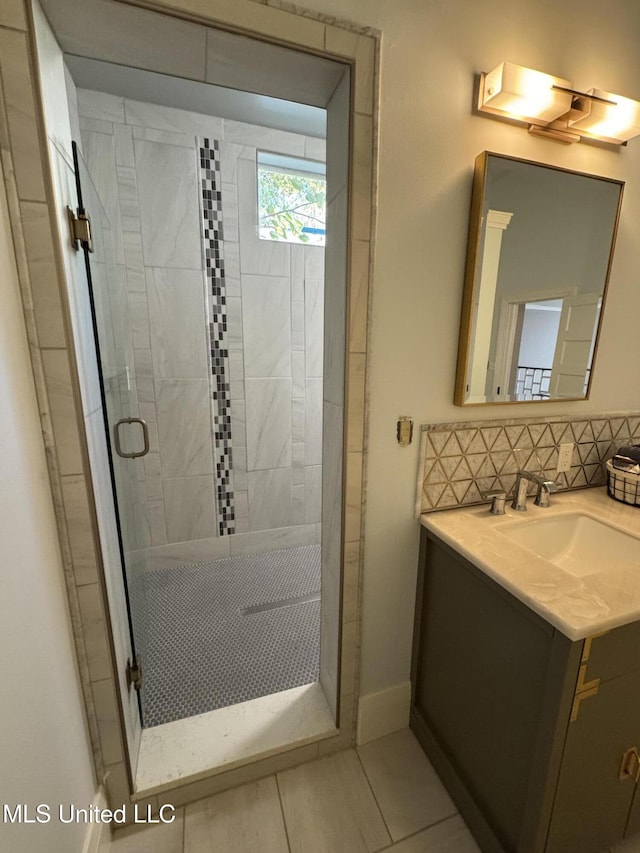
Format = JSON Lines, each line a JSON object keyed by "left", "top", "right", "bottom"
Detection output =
{"left": 557, "top": 442, "right": 574, "bottom": 473}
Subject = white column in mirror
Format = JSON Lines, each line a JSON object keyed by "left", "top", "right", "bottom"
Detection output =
{"left": 468, "top": 210, "right": 513, "bottom": 402}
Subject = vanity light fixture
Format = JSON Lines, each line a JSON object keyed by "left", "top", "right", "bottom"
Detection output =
{"left": 478, "top": 61, "right": 640, "bottom": 145}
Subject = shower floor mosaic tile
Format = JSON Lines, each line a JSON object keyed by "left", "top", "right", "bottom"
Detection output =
{"left": 131, "top": 544, "right": 321, "bottom": 727}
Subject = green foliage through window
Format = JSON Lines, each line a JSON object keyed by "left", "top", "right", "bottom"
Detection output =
{"left": 258, "top": 165, "right": 326, "bottom": 246}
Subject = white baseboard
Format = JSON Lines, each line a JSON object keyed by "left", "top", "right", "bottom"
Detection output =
{"left": 83, "top": 788, "right": 109, "bottom": 853}
{"left": 356, "top": 681, "right": 411, "bottom": 745}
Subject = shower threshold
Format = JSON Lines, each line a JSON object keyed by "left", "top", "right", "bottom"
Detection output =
{"left": 133, "top": 681, "right": 337, "bottom": 796}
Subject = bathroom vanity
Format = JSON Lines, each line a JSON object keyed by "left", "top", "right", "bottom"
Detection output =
{"left": 411, "top": 488, "right": 640, "bottom": 853}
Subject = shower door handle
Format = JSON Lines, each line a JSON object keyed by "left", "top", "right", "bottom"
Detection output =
{"left": 114, "top": 417, "right": 150, "bottom": 459}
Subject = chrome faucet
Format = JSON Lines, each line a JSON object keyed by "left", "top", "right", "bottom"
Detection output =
{"left": 511, "top": 470, "right": 558, "bottom": 511}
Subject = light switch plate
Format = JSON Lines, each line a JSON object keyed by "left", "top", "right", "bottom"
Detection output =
{"left": 557, "top": 442, "right": 574, "bottom": 473}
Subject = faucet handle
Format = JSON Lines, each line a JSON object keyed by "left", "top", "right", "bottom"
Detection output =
{"left": 482, "top": 489, "right": 507, "bottom": 515}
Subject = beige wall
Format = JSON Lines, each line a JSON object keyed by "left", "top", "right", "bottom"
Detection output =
{"left": 293, "top": 0, "right": 640, "bottom": 702}
{"left": 0, "top": 156, "right": 97, "bottom": 852}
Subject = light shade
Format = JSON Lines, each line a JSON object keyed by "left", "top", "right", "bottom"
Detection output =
{"left": 569, "top": 89, "right": 640, "bottom": 144}
{"left": 479, "top": 62, "right": 573, "bottom": 125}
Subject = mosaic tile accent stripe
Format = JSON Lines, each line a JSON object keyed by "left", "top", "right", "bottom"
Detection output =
{"left": 198, "top": 137, "right": 234, "bottom": 535}
{"left": 416, "top": 413, "right": 640, "bottom": 514}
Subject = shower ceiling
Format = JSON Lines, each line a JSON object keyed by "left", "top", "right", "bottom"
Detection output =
{"left": 40, "top": 0, "right": 345, "bottom": 135}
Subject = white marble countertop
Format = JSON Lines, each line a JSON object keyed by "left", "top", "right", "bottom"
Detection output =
{"left": 421, "top": 486, "right": 640, "bottom": 641}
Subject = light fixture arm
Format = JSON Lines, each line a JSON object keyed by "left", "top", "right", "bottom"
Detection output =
{"left": 551, "top": 85, "right": 616, "bottom": 106}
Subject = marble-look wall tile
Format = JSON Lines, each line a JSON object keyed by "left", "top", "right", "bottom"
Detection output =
{"left": 61, "top": 474, "right": 100, "bottom": 587}
{"left": 226, "top": 296, "right": 243, "bottom": 351}
{"left": 291, "top": 244, "right": 305, "bottom": 301}
{"left": 137, "top": 535, "right": 231, "bottom": 572}
{"left": 123, "top": 231, "right": 146, "bottom": 292}
{"left": 163, "top": 475, "right": 217, "bottom": 543}
{"left": 305, "top": 278, "right": 324, "bottom": 378}
{"left": 345, "top": 452, "right": 363, "bottom": 544}
{"left": 19, "top": 200, "right": 66, "bottom": 349}
{"left": 148, "top": 499, "right": 168, "bottom": 546}
{"left": 233, "top": 446, "right": 248, "bottom": 491}
{"left": 0, "top": 29, "right": 46, "bottom": 201}
{"left": 245, "top": 378, "right": 292, "bottom": 471}
{"left": 352, "top": 113, "right": 374, "bottom": 243}
{"left": 0, "top": 0, "right": 26, "bottom": 29}
{"left": 347, "top": 353, "right": 366, "bottom": 454}
{"left": 134, "top": 347, "right": 155, "bottom": 402}
{"left": 224, "top": 119, "right": 307, "bottom": 155}
{"left": 349, "top": 240, "right": 369, "bottom": 354}
{"left": 224, "top": 241, "right": 241, "bottom": 297}
{"left": 155, "top": 379, "right": 214, "bottom": 477}
{"left": 342, "top": 540, "right": 361, "bottom": 625}
{"left": 238, "top": 157, "right": 290, "bottom": 277}
{"left": 242, "top": 275, "right": 291, "bottom": 378}
{"left": 305, "top": 378, "right": 323, "bottom": 467}
{"left": 134, "top": 138, "right": 201, "bottom": 269}
{"left": 323, "top": 189, "right": 347, "bottom": 407}
{"left": 325, "top": 28, "right": 375, "bottom": 117}
{"left": 78, "top": 89, "right": 125, "bottom": 124}
{"left": 291, "top": 300, "right": 305, "bottom": 351}
{"left": 76, "top": 583, "right": 112, "bottom": 682}
{"left": 80, "top": 129, "right": 125, "bottom": 265}
{"left": 292, "top": 483, "right": 305, "bottom": 525}
{"left": 79, "top": 116, "right": 112, "bottom": 135}
{"left": 131, "top": 124, "right": 194, "bottom": 149}
{"left": 305, "top": 136, "right": 327, "bottom": 162}
{"left": 143, "top": 453, "right": 163, "bottom": 502}
{"left": 292, "top": 398, "right": 305, "bottom": 443}
{"left": 322, "top": 400, "right": 344, "bottom": 592}
{"left": 116, "top": 165, "right": 140, "bottom": 228}
{"left": 114, "top": 122, "right": 134, "bottom": 167}
{"left": 304, "top": 465, "right": 322, "bottom": 525}
{"left": 305, "top": 245, "right": 324, "bottom": 281}
{"left": 92, "top": 679, "right": 124, "bottom": 767}
{"left": 325, "top": 72, "right": 349, "bottom": 207}
{"left": 221, "top": 182, "right": 239, "bottom": 242}
{"left": 42, "top": 349, "right": 84, "bottom": 475}
{"left": 229, "top": 524, "right": 316, "bottom": 557}
{"left": 125, "top": 99, "right": 223, "bottom": 139}
{"left": 147, "top": 268, "right": 208, "bottom": 379}
{"left": 292, "top": 351, "right": 305, "bottom": 399}
{"left": 129, "top": 291, "right": 150, "bottom": 349}
{"left": 219, "top": 141, "right": 253, "bottom": 185}
{"left": 248, "top": 468, "right": 293, "bottom": 531}
{"left": 230, "top": 400, "right": 246, "bottom": 447}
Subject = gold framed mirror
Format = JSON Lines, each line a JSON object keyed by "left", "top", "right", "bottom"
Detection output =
{"left": 454, "top": 152, "right": 624, "bottom": 406}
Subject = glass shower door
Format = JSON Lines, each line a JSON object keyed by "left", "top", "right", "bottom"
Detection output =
{"left": 72, "top": 142, "right": 149, "bottom": 721}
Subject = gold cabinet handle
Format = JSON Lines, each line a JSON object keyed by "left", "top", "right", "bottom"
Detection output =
{"left": 619, "top": 747, "right": 640, "bottom": 783}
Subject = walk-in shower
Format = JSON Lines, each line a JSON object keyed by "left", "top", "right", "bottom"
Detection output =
{"left": 71, "top": 78, "right": 327, "bottom": 728}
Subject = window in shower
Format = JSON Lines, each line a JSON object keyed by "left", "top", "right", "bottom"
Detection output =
{"left": 257, "top": 151, "right": 326, "bottom": 246}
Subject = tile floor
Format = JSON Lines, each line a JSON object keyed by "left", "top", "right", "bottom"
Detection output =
{"left": 131, "top": 545, "right": 320, "bottom": 726}
{"left": 107, "top": 729, "right": 478, "bottom": 852}
{"left": 106, "top": 728, "right": 640, "bottom": 853}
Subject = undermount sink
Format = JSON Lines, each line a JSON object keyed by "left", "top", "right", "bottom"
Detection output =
{"left": 497, "top": 513, "right": 640, "bottom": 577}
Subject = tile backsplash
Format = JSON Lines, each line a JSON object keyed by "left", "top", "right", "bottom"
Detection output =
{"left": 416, "top": 412, "right": 640, "bottom": 515}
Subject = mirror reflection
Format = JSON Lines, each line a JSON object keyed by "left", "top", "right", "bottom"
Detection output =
{"left": 455, "top": 152, "right": 623, "bottom": 405}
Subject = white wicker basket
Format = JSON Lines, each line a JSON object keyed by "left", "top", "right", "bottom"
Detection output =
{"left": 606, "top": 459, "right": 640, "bottom": 507}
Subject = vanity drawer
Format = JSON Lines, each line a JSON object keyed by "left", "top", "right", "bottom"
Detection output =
{"left": 583, "top": 621, "right": 640, "bottom": 684}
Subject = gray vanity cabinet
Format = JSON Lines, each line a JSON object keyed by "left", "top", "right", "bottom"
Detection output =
{"left": 410, "top": 528, "right": 640, "bottom": 853}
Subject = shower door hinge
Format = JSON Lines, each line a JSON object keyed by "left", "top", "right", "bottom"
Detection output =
{"left": 126, "top": 655, "right": 143, "bottom": 692}
{"left": 67, "top": 206, "right": 94, "bottom": 253}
